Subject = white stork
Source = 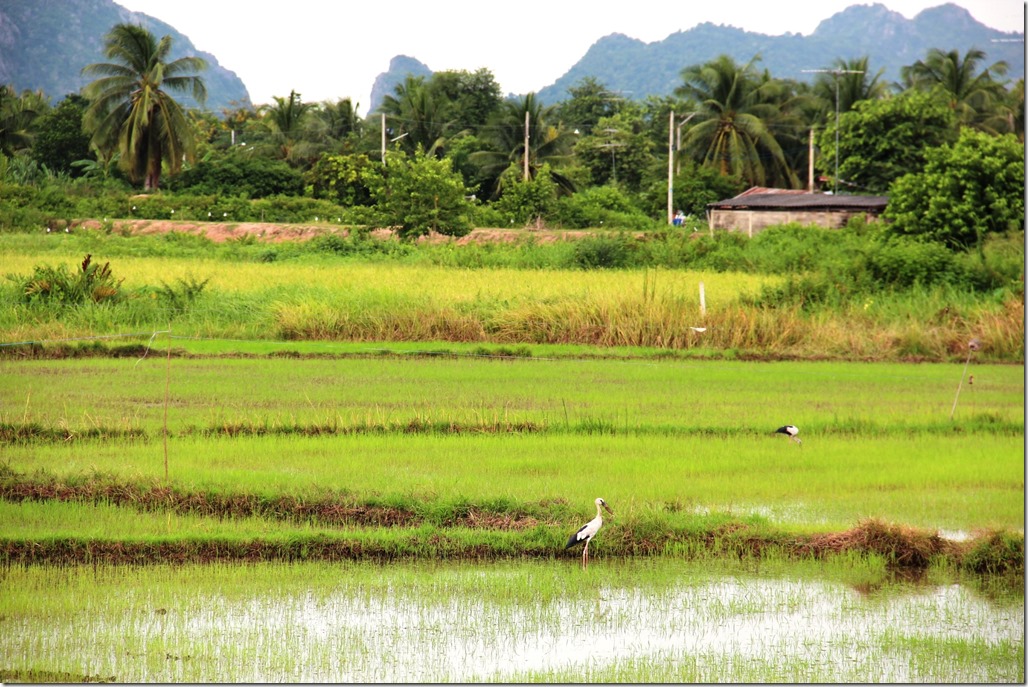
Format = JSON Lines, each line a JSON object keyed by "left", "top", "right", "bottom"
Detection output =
{"left": 565, "top": 497, "right": 613, "bottom": 569}
{"left": 775, "top": 425, "right": 801, "bottom": 444}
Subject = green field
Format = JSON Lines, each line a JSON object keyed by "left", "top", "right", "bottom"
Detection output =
{"left": 2, "top": 230, "right": 1023, "bottom": 361}
{"left": 1, "top": 232, "right": 1024, "bottom": 683}
{"left": 1, "top": 353, "right": 1022, "bottom": 555}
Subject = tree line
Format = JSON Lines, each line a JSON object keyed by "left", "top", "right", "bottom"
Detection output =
{"left": 0, "top": 22, "right": 1023, "bottom": 247}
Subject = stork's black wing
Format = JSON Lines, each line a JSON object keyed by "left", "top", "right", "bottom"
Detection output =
{"left": 565, "top": 524, "right": 588, "bottom": 549}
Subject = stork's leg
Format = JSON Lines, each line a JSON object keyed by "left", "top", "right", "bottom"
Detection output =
{"left": 583, "top": 540, "right": 590, "bottom": 570}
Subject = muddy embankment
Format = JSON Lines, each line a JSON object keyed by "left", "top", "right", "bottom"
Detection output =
{"left": 1, "top": 469, "right": 1022, "bottom": 574}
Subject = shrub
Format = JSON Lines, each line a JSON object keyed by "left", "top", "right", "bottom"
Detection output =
{"left": 304, "top": 153, "right": 377, "bottom": 206}
{"left": 369, "top": 149, "right": 473, "bottom": 239}
{"left": 492, "top": 166, "right": 560, "bottom": 227}
{"left": 570, "top": 234, "right": 636, "bottom": 269}
{"left": 861, "top": 237, "right": 964, "bottom": 288}
{"left": 553, "top": 185, "right": 658, "bottom": 230}
{"left": 884, "top": 130, "right": 1025, "bottom": 251}
{"left": 10, "top": 254, "right": 123, "bottom": 305}
{"left": 168, "top": 156, "right": 304, "bottom": 198}
{"left": 0, "top": 182, "right": 76, "bottom": 230}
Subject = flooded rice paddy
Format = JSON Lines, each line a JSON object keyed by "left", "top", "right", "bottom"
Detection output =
{"left": 2, "top": 559, "right": 1022, "bottom": 682}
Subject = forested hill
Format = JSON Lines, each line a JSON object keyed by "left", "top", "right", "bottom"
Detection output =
{"left": 1, "top": 0, "right": 1021, "bottom": 113}
{"left": 0, "top": 0, "right": 250, "bottom": 110}
{"left": 534, "top": 3, "right": 1023, "bottom": 105}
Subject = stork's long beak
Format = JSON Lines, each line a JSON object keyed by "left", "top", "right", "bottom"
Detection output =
{"left": 603, "top": 504, "right": 614, "bottom": 517}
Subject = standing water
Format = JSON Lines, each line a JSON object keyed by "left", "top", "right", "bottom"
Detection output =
{"left": 1, "top": 559, "right": 1022, "bottom": 682}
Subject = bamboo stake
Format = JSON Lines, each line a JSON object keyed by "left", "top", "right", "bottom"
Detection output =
{"left": 950, "top": 339, "right": 980, "bottom": 421}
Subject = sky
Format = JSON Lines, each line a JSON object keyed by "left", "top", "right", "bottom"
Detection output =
{"left": 113, "top": 0, "right": 1024, "bottom": 112}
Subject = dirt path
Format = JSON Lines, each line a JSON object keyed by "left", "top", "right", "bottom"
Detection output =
{"left": 71, "top": 219, "right": 599, "bottom": 245}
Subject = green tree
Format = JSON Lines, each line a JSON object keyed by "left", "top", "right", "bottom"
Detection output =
{"left": 818, "top": 89, "right": 956, "bottom": 193}
{"left": 573, "top": 109, "right": 653, "bottom": 190}
{"left": 811, "top": 57, "right": 889, "bottom": 119}
{"left": 30, "top": 94, "right": 92, "bottom": 176}
{"left": 305, "top": 152, "right": 377, "bottom": 206}
{"left": 257, "top": 90, "right": 317, "bottom": 165}
{"left": 0, "top": 85, "right": 48, "bottom": 158}
{"left": 470, "top": 93, "right": 577, "bottom": 198}
{"left": 884, "top": 129, "right": 1024, "bottom": 252}
{"left": 428, "top": 69, "right": 502, "bottom": 135}
{"left": 369, "top": 148, "right": 473, "bottom": 239}
{"left": 492, "top": 164, "right": 560, "bottom": 227}
{"left": 675, "top": 55, "right": 801, "bottom": 188}
{"left": 900, "top": 48, "right": 1011, "bottom": 132}
{"left": 555, "top": 77, "right": 623, "bottom": 136}
{"left": 669, "top": 159, "right": 746, "bottom": 217}
{"left": 378, "top": 75, "right": 456, "bottom": 157}
{"left": 82, "top": 23, "right": 207, "bottom": 190}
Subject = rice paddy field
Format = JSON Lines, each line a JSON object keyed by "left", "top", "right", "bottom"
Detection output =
{"left": 0, "top": 232, "right": 1024, "bottom": 682}
{"left": 0, "top": 345, "right": 1024, "bottom": 682}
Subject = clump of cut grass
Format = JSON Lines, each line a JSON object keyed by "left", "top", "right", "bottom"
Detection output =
{"left": 801, "top": 518, "right": 954, "bottom": 567}
{"left": 960, "top": 530, "right": 1025, "bottom": 575}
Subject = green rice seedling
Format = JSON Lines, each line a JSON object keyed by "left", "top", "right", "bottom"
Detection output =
{"left": 1, "top": 560, "right": 1019, "bottom": 682}
{"left": 2, "top": 429, "right": 1021, "bottom": 532}
{"left": 1, "top": 356, "right": 1022, "bottom": 439}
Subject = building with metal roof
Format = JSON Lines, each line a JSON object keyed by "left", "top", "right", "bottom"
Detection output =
{"left": 706, "top": 188, "right": 889, "bottom": 236}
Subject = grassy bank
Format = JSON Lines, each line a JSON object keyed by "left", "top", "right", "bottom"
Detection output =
{"left": 1, "top": 228, "right": 1023, "bottom": 362}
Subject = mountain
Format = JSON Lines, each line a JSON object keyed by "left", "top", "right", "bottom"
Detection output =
{"left": 0, "top": 0, "right": 249, "bottom": 110}
{"left": 534, "top": 3, "right": 1024, "bottom": 105}
{"left": 368, "top": 55, "right": 433, "bottom": 114}
{"left": 366, "top": 3, "right": 1023, "bottom": 109}
{"left": 1, "top": 0, "right": 1021, "bottom": 114}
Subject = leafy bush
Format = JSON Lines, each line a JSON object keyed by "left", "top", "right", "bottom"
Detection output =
{"left": 0, "top": 182, "right": 77, "bottom": 230}
{"left": 492, "top": 166, "right": 559, "bottom": 227}
{"left": 553, "top": 185, "right": 658, "bottom": 230}
{"left": 304, "top": 153, "right": 377, "bottom": 206}
{"left": 860, "top": 236, "right": 964, "bottom": 288}
{"left": 9, "top": 254, "right": 123, "bottom": 305}
{"left": 369, "top": 149, "right": 473, "bottom": 239}
{"left": 308, "top": 230, "right": 414, "bottom": 259}
{"left": 570, "top": 234, "right": 636, "bottom": 269}
{"left": 70, "top": 191, "right": 357, "bottom": 226}
{"left": 885, "top": 130, "right": 1025, "bottom": 251}
{"left": 168, "top": 156, "right": 304, "bottom": 198}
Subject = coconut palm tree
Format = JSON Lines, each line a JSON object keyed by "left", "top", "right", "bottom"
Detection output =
{"left": 0, "top": 85, "right": 49, "bottom": 158}
{"left": 256, "top": 90, "right": 318, "bottom": 165}
{"left": 900, "top": 48, "right": 1011, "bottom": 132}
{"left": 812, "top": 57, "right": 889, "bottom": 118}
{"left": 675, "top": 55, "right": 800, "bottom": 189}
{"left": 82, "top": 23, "right": 206, "bottom": 190}
{"left": 378, "top": 75, "right": 457, "bottom": 157}
{"left": 469, "top": 93, "right": 577, "bottom": 197}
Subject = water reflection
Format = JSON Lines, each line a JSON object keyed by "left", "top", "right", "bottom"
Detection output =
{"left": 2, "top": 560, "right": 1022, "bottom": 682}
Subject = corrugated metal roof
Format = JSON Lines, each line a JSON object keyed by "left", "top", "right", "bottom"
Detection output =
{"left": 708, "top": 188, "right": 888, "bottom": 211}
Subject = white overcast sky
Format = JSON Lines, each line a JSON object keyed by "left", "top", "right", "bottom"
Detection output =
{"left": 113, "top": 0, "right": 1024, "bottom": 111}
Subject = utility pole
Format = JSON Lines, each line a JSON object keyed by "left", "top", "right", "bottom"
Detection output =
{"left": 667, "top": 112, "right": 697, "bottom": 224}
{"left": 802, "top": 68, "right": 863, "bottom": 194}
{"left": 524, "top": 110, "right": 530, "bottom": 181}
{"left": 598, "top": 129, "right": 624, "bottom": 184}
{"left": 667, "top": 110, "right": 674, "bottom": 224}
{"left": 808, "top": 128, "right": 815, "bottom": 192}
{"left": 381, "top": 113, "right": 386, "bottom": 164}
{"left": 675, "top": 114, "right": 696, "bottom": 175}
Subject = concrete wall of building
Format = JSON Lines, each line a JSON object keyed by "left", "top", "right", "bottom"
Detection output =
{"left": 707, "top": 209, "right": 878, "bottom": 236}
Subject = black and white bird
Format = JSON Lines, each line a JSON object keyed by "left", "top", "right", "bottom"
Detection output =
{"left": 775, "top": 425, "right": 801, "bottom": 444}
{"left": 565, "top": 497, "right": 613, "bottom": 569}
